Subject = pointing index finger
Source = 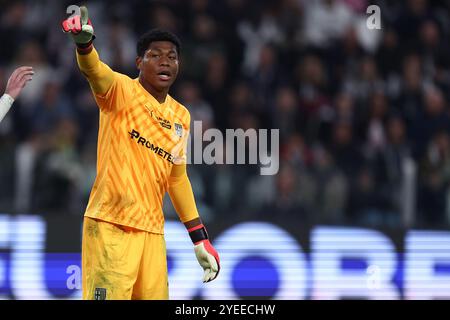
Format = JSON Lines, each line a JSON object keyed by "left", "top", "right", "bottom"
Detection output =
{"left": 80, "top": 6, "right": 88, "bottom": 25}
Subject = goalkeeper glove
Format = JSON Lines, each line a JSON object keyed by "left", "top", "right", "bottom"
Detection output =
{"left": 61, "top": 6, "right": 95, "bottom": 46}
{"left": 188, "top": 224, "right": 220, "bottom": 283}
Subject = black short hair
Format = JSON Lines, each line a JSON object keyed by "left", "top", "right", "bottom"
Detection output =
{"left": 136, "top": 29, "right": 181, "bottom": 57}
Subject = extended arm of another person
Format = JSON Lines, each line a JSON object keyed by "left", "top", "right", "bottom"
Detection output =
{"left": 0, "top": 66, "right": 33, "bottom": 123}
{"left": 168, "top": 163, "right": 221, "bottom": 283}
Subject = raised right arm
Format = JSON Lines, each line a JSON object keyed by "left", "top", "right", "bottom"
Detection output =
{"left": 76, "top": 46, "right": 114, "bottom": 96}
{"left": 62, "top": 6, "right": 114, "bottom": 95}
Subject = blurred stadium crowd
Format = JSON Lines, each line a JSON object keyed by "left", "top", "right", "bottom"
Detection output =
{"left": 1, "top": 0, "right": 450, "bottom": 229}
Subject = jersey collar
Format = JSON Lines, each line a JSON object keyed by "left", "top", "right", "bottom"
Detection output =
{"left": 134, "top": 78, "right": 171, "bottom": 110}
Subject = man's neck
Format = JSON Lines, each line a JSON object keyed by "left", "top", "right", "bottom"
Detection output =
{"left": 139, "top": 76, "right": 168, "bottom": 104}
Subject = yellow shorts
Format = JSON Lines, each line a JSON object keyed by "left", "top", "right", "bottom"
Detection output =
{"left": 81, "top": 217, "right": 168, "bottom": 300}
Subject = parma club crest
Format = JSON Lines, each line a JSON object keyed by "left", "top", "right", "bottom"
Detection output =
{"left": 175, "top": 123, "right": 183, "bottom": 138}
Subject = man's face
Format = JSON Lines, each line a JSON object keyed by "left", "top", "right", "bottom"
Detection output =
{"left": 137, "top": 41, "right": 179, "bottom": 91}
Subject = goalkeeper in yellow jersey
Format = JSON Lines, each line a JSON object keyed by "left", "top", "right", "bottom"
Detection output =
{"left": 62, "top": 6, "right": 220, "bottom": 300}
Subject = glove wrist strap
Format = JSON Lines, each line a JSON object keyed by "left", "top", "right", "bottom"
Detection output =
{"left": 76, "top": 41, "right": 93, "bottom": 54}
{"left": 77, "top": 40, "right": 93, "bottom": 48}
{"left": 188, "top": 224, "right": 209, "bottom": 244}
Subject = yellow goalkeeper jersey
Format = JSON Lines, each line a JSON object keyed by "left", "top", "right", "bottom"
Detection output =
{"left": 84, "top": 72, "right": 191, "bottom": 234}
